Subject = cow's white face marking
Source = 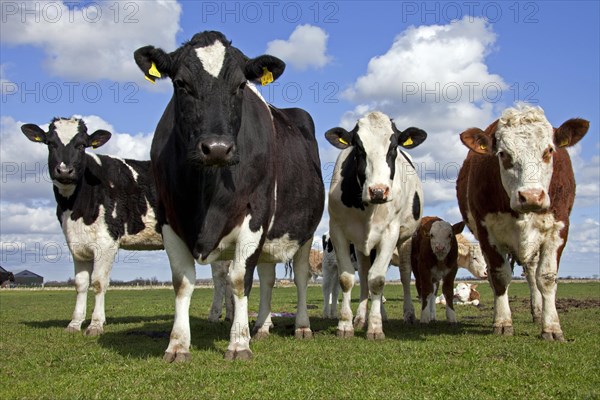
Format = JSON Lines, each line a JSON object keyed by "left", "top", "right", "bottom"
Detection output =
{"left": 429, "top": 221, "right": 453, "bottom": 260}
{"left": 495, "top": 105, "right": 554, "bottom": 211}
{"left": 195, "top": 40, "right": 226, "bottom": 79}
{"left": 356, "top": 111, "right": 395, "bottom": 202}
{"left": 54, "top": 118, "right": 80, "bottom": 145}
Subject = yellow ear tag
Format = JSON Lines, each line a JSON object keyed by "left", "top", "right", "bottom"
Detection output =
{"left": 149, "top": 62, "right": 161, "bottom": 78}
{"left": 403, "top": 137, "right": 414, "bottom": 147}
{"left": 338, "top": 137, "right": 349, "bottom": 146}
{"left": 559, "top": 138, "right": 569, "bottom": 147}
{"left": 261, "top": 67, "right": 274, "bottom": 86}
{"left": 479, "top": 143, "right": 487, "bottom": 150}
{"left": 34, "top": 136, "right": 43, "bottom": 142}
{"left": 145, "top": 75, "right": 156, "bottom": 84}
{"left": 91, "top": 140, "right": 99, "bottom": 148}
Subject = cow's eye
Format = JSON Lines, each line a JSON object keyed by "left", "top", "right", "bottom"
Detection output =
{"left": 235, "top": 81, "right": 246, "bottom": 95}
{"left": 498, "top": 151, "right": 513, "bottom": 169}
{"left": 542, "top": 147, "right": 554, "bottom": 163}
{"left": 174, "top": 79, "right": 189, "bottom": 93}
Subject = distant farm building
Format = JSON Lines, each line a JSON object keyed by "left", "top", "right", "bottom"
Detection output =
{"left": 14, "top": 270, "right": 44, "bottom": 286}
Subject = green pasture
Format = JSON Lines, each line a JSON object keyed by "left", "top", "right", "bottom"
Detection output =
{"left": 1, "top": 281, "right": 599, "bottom": 399}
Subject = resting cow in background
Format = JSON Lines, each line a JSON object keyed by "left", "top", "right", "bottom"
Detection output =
{"left": 456, "top": 104, "right": 589, "bottom": 340}
{"left": 135, "top": 31, "right": 324, "bottom": 361}
{"left": 410, "top": 216, "right": 465, "bottom": 323}
{"left": 22, "top": 118, "right": 230, "bottom": 333}
{"left": 326, "top": 111, "right": 427, "bottom": 339}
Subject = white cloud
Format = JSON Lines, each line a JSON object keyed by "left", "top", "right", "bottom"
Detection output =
{"left": 569, "top": 218, "right": 600, "bottom": 254}
{"left": 340, "top": 17, "right": 506, "bottom": 207}
{"left": 0, "top": 1, "right": 181, "bottom": 82}
{"left": 568, "top": 144, "right": 600, "bottom": 208}
{"left": 266, "top": 24, "right": 332, "bottom": 71}
{"left": 0, "top": 63, "right": 17, "bottom": 94}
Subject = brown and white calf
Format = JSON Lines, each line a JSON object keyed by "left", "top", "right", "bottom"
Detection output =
{"left": 410, "top": 216, "right": 465, "bottom": 323}
{"left": 456, "top": 104, "right": 589, "bottom": 340}
{"left": 393, "top": 232, "right": 487, "bottom": 322}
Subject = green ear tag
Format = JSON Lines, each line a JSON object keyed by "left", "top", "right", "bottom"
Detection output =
{"left": 261, "top": 67, "right": 274, "bottom": 86}
{"left": 403, "top": 137, "right": 414, "bottom": 147}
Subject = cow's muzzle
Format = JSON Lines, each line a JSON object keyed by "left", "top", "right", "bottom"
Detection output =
{"left": 515, "top": 189, "right": 548, "bottom": 213}
{"left": 196, "top": 139, "right": 238, "bottom": 167}
{"left": 53, "top": 164, "right": 76, "bottom": 183}
{"left": 368, "top": 185, "right": 390, "bottom": 204}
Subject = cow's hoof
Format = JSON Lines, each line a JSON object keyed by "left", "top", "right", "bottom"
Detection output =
{"left": 84, "top": 325, "right": 103, "bottom": 336}
{"left": 353, "top": 318, "right": 366, "bottom": 330}
{"left": 252, "top": 331, "right": 270, "bottom": 341}
{"left": 224, "top": 349, "right": 253, "bottom": 361}
{"left": 493, "top": 325, "right": 514, "bottom": 336}
{"left": 541, "top": 331, "right": 565, "bottom": 342}
{"left": 336, "top": 329, "right": 354, "bottom": 338}
{"left": 295, "top": 328, "right": 313, "bottom": 339}
{"left": 366, "top": 331, "right": 385, "bottom": 340}
{"left": 65, "top": 325, "right": 81, "bottom": 333}
{"left": 404, "top": 314, "right": 416, "bottom": 324}
{"left": 163, "top": 351, "right": 191, "bottom": 363}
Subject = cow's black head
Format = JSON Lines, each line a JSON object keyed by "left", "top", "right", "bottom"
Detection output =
{"left": 21, "top": 118, "right": 111, "bottom": 197}
{"left": 134, "top": 31, "right": 285, "bottom": 167}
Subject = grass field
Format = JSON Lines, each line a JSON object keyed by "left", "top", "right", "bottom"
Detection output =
{"left": 1, "top": 281, "right": 599, "bottom": 399}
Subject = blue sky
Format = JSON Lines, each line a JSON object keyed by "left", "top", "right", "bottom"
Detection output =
{"left": 1, "top": 1, "right": 598, "bottom": 282}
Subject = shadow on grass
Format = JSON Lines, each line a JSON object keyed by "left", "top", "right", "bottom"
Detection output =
{"left": 22, "top": 314, "right": 175, "bottom": 330}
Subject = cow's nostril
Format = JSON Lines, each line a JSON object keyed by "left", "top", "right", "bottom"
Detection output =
{"left": 201, "top": 143, "right": 211, "bottom": 155}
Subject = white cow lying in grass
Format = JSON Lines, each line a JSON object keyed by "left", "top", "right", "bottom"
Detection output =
{"left": 436, "top": 282, "right": 481, "bottom": 306}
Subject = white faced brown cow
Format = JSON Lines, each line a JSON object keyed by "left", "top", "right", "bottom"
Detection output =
{"left": 456, "top": 104, "right": 589, "bottom": 340}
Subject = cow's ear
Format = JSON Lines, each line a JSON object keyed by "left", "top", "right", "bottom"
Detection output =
{"left": 21, "top": 124, "right": 47, "bottom": 144}
{"left": 395, "top": 126, "right": 427, "bottom": 149}
{"left": 134, "top": 45, "right": 171, "bottom": 84}
{"left": 460, "top": 128, "right": 493, "bottom": 155}
{"left": 554, "top": 118, "right": 589, "bottom": 148}
{"left": 245, "top": 55, "right": 285, "bottom": 85}
{"left": 325, "top": 127, "right": 354, "bottom": 149}
{"left": 452, "top": 221, "right": 465, "bottom": 235}
{"left": 87, "top": 130, "right": 112, "bottom": 149}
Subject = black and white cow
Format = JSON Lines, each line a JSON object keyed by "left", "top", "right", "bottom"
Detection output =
{"left": 21, "top": 118, "right": 163, "bottom": 335}
{"left": 21, "top": 118, "right": 231, "bottom": 333}
{"left": 134, "top": 31, "right": 325, "bottom": 361}
{"left": 326, "top": 111, "right": 427, "bottom": 339}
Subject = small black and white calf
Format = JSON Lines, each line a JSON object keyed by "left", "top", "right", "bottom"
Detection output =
{"left": 326, "top": 111, "right": 427, "bottom": 339}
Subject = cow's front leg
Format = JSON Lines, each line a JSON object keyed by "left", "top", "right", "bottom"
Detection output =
{"left": 442, "top": 269, "right": 458, "bottom": 324}
{"left": 354, "top": 253, "right": 371, "bottom": 330}
{"left": 293, "top": 242, "right": 313, "bottom": 339}
{"left": 86, "top": 244, "right": 118, "bottom": 336}
{"left": 330, "top": 229, "right": 355, "bottom": 338}
{"left": 253, "top": 263, "right": 275, "bottom": 340}
{"left": 523, "top": 256, "right": 542, "bottom": 323}
{"left": 489, "top": 254, "right": 513, "bottom": 336}
{"left": 366, "top": 239, "right": 396, "bottom": 340}
{"left": 537, "top": 234, "right": 565, "bottom": 342}
{"left": 417, "top": 266, "right": 435, "bottom": 324}
{"left": 399, "top": 253, "right": 416, "bottom": 324}
{"left": 66, "top": 259, "right": 93, "bottom": 333}
{"left": 225, "top": 220, "right": 263, "bottom": 360}
{"left": 208, "top": 262, "right": 228, "bottom": 322}
{"left": 162, "top": 226, "right": 196, "bottom": 362}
